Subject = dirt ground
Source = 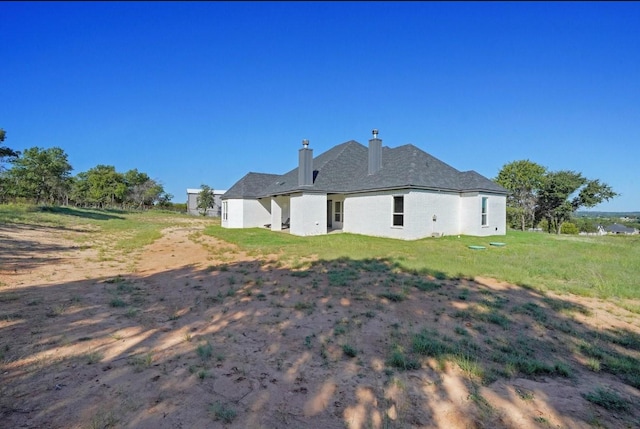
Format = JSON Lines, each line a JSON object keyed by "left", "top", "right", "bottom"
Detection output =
{"left": 1, "top": 218, "right": 639, "bottom": 428}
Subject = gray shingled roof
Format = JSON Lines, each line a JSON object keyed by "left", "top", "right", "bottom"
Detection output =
{"left": 605, "top": 223, "right": 636, "bottom": 234}
{"left": 223, "top": 140, "right": 507, "bottom": 199}
{"left": 223, "top": 172, "right": 281, "bottom": 199}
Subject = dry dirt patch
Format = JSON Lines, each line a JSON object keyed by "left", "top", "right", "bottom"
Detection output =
{"left": 1, "top": 220, "right": 639, "bottom": 428}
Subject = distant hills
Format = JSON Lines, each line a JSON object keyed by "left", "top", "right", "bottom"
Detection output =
{"left": 577, "top": 211, "right": 640, "bottom": 218}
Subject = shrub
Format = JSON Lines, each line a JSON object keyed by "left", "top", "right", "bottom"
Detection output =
{"left": 342, "top": 344, "right": 357, "bottom": 358}
{"left": 561, "top": 222, "right": 579, "bottom": 235}
{"left": 582, "top": 387, "right": 629, "bottom": 412}
{"left": 209, "top": 401, "right": 237, "bottom": 423}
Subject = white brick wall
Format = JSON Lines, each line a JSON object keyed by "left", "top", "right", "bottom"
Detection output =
{"left": 244, "top": 199, "right": 271, "bottom": 228}
{"left": 409, "top": 190, "right": 461, "bottom": 237}
{"left": 344, "top": 189, "right": 464, "bottom": 240}
{"left": 290, "top": 192, "right": 327, "bottom": 236}
{"left": 222, "top": 199, "right": 244, "bottom": 228}
{"left": 225, "top": 190, "right": 506, "bottom": 238}
{"left": 459, "top": 193, "right": 506, "bottom": 236}
{"left": 222, "top": 198, "right": 271, "bottom": 228}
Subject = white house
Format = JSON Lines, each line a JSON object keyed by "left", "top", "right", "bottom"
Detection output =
{"left": 605, "top": 223, "right": 639, "bottom": 235}
{"left": 186, "top": 188, "right": 228, "bottom": 217}
{"left": 221, "top": 131, "right": 507, "bottom": 240}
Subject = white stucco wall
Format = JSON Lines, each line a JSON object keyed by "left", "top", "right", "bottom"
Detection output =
{"left": 290, "top": 192, "right": 327, "bottom": 236}
{"left": 225, "top": 190, "right": 505, "bottom": 238}
{"left": 222, "top": 198, "right": 271, "bottom": 228}
{"left": 410, "top": 190, "right": 462, "bottom": 237}
{"left": 222, "top": 199, "right": 244, "bottom": 228}
{"left": 270, "top": 196, "right": 290, "bottom": 231}
{"left": 344, "top": 189, "right": 464, "bottom": 240}
{"left": 244, "top": 199, "right": 271, "bottom": 228}
{"left": 344, "top": 190, "right": 404, "bottom": 239}
{"left": 459, "top": 193, "right": 506, "bottom": 236}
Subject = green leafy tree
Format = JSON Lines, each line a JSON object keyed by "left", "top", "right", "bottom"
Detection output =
{"left": 536, "top": 171, "right": 617, "bottom": 234}
{"left": 7, "top": 146, "right": 72, "bottom": 204}
{"left": 0, "top": 128, "right": 21, "bottom": 203}
{"left": 124, "top": 169, "right": 152, "bottom": 209}
{"left": 155, "top": 191, "right": 174, "bottom": 208}
{"left": 69, "top": 172, "right": 90, "bottom": 206}
{"left": 574, "top": 216, "right": 598, "bottom": 233}
{"left": 138, "top": 179, "right": 166, "bottom": 209}
{"left": 81, "top": 165, "right": 125, "bottom": 208}
{"left": 123, "top": 169, "right": 170, "bottom": 209}
{"left": 197, "top": 184, "right": 215, "bottom": 216}
{"left": 0, "top": 128, "right": 20, "bottom": 165}
{"left": 71, "top": 166, "right": 169, "bottom": 209}
{"left": 495, "top": 160, "right": 547, "bottom": 231}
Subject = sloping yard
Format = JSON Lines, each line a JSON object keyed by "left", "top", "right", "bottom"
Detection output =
{"left": 1, "top": 208, "right": 639, "bottom": 428}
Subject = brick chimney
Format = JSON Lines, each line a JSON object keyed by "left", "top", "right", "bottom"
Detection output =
{"left": 368, "top": 129, "right": 382, "bottom": 175}
{"left": 298, "top": 139, "right": 313, "bottom": 186}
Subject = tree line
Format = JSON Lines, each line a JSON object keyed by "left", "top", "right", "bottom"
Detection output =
{"left": 495, "top": 159, "right": 617, "bottom": 234}
{"left": 3, "top": 127, "right": 618, "bottom": 223}
{"left": 0, "top": 128, "right": 172, "bottom": 209}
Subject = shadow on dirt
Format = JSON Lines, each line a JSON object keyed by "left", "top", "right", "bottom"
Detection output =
{"left": 40, "top": 206, "right": 126, "bottom": 221}
{"left": 0, "top": 224, "right": 89, "bottom": 273}
{"left": 1, "top": 257, "right": 639, "bottom": 428}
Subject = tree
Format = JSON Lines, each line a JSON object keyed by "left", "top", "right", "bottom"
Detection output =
{"left": 69, "top": 172, "right": 90, "bottom": 206}
{"left": 82, "top": 165, "right": 125, "bottom": 208}
{"left": 124, "top": 169, "right": 152, "bottom": 209}
{"left": 495, "top": 160, "right": 547, "bottom": 231}
{"left": 137, "top": 179, "right": 165, "bottom": 209}
{"left": 0, "top": 128, "right": 21, "bottom": 203}
{"left": 0, "top": 128, "right": 20, "bottom": 163}
{"left": 535, "top": 170, "right": 617, "bottom": 234}
{"left": 7, "top": 146, "right": 72, "bottom": 204}
{"left": 574, "top": 216, "right": 598, "bottom": 234}
{"left": 196, "top": 184, "right": 215, "bottom": 216}
{"left": 123, "top": 170, "right": 170, "bottom": 209}
{"left": 155, "top": 191, "right": 174, "bottom": 208}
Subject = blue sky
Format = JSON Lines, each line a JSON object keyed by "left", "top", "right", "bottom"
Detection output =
{"left": 2, "top": 1, "right": 639, "bottom": 211}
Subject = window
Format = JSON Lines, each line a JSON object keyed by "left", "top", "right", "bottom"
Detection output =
{"left": 222, "top": 201, "right": 228, "bottom": 221}
{"left": 481, "top": 197, "right": 488, "bottom": 226}
{"left": 393, "top": 196, "right": 404, "bottom": 227}
{"left": 334, "top": 201, "right": 342, "bottom": 222}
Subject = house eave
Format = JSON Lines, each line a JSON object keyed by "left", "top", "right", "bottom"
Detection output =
{"left": 341, "top": 185, "right": 508, "bottom": 196}
{"left": 225, "top": 184, "right": 508, "bottom": 199}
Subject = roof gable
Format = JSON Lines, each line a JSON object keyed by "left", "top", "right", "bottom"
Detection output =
{"left": 223, "top": 172, "right": 280, "bottom": 199}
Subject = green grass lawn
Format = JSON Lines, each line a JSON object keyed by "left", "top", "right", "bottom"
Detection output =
{"left": 204, "top": 224, "right": 640, "bottom": 300}
{"left": 0, "top": 204, "right": 189, "bottom": 261}
{"left": 2, "top": 204, "right": 638, "bottom": 299}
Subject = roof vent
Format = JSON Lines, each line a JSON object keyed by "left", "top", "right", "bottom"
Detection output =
{"left": 372, "top": 129, "right": 378, "bottom": 139}
{"left": 302, "top": 139, "right": 309, "bottom": 149}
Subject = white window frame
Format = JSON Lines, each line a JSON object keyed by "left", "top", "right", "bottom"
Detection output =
{"left": 481, "top": 197, "right": 488, "bottom": 226}
{"left": 222, "top": 201, "right": 228, "bottom": 221}
{"left": 392, "top": 195, "right": 404, "bottom": 227}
